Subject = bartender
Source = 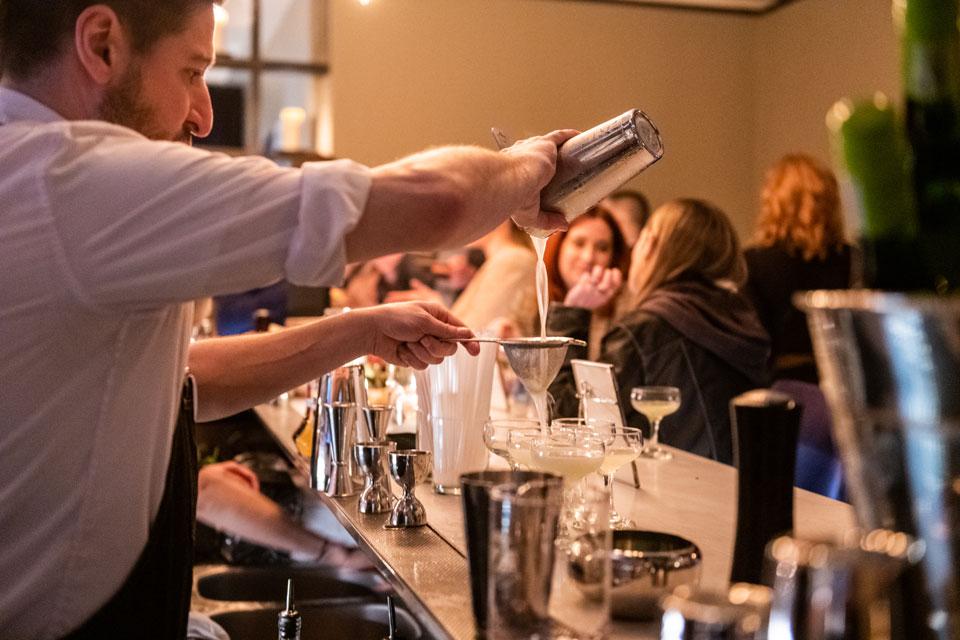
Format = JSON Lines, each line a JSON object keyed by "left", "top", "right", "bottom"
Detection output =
{"left": 0, "top": 1, "right": 573, "bottom": 638}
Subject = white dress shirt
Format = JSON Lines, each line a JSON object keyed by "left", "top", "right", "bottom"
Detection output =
{"left": 0, "top": 88, "right": 371, "bottom": 639}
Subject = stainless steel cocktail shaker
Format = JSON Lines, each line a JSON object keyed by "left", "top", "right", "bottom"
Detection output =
{"left": 540, "top": 109, "right": 663, "bottom": 226}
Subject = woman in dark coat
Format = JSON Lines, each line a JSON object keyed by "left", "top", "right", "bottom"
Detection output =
{"left": 743, "top": 153, "right": 856, "bottom": 385}
{"left": 549, "top": 198, "right": 770, "bottom": 464}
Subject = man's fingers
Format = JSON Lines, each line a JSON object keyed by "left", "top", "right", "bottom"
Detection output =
{"left": 397, "top": 344, "right": 428, "bottom": 370}
{"left": 542, "top": 128, "right": 580, "bottom": 147}
{"left": 460, "top": 341, "right": 481, "bottom": 356}
{"left": 421, "top": 335, "right": 457, "bottom": 359}
{"left": 416, "top": 301, "right": 471, "bottom": 330}
{"left": 409, "top": 340, "right": 444, "bottom": 365}
{"left": 532, "top": 210, "right": 569, "bottom": 233}
{"left": 221, "top": 462, "right": 260, "bottom": 492}
{"left": 417, "top": 306, "right": 476, "bottom": 341}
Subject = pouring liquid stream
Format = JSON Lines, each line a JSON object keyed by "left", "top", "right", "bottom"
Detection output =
{"left": 531, "top": 233, "right": 549, "bottom": 340}
{"left": 492, "top": 127, "right": 573, "bottom": 437}
{"left": 529, "top": 231, "right": 551, "bottom": 434}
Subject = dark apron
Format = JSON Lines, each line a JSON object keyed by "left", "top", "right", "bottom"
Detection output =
{"left": 64, "top": 378, "right": 199, "bottom": 640}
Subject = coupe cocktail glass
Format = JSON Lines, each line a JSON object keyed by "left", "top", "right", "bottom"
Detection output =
{"left": 630, "top": 386, "right": 680, "bottom": 460}
{"left": 596, "top": 427, "right": 643, "bottom": 528}
{"left": 482, "top": 419, "right": 540, "bottom": 470}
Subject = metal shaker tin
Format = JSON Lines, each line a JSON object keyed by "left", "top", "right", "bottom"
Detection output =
{"left": 540, "top": 109, "right": 663, "bottom": 222}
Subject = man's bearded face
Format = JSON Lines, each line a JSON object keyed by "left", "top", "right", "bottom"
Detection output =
{"left": 99, "top": 61, "right": 195, "bottom": 144}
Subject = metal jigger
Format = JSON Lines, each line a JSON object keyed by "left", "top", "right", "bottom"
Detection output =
{"left": 354, "top": 441, "right": 397, "bottom": 514}
{"left": 362, "top": 405, "right": 395, "bottom": 441}
{"left": 386, "top": 450, "right": 432, "bottom": 528}
{"left": 323, "top": 402, "right": 359, "bottom": 497}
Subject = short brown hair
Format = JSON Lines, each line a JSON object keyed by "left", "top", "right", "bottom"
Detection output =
{"left": 608, "top": 189, "right": 651, "bottom": 229}
{"left": 754, "top": 153, "right": 845, "bottom": 261}
{"left": 0, "top": 0, "right": 221, "bottom": 80}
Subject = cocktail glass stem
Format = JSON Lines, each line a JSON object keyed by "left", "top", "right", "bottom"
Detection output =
{"left": 557, "top": 485, "right": 579, "bottom": 542}
{"left": 604, "top": 473, "right": 635, "bottom": 529}
{"left": 604, "top": 474, "right": 620, "bottom": 525}
{"left": 642, "top": 418, "right": 673, "bottom": 460}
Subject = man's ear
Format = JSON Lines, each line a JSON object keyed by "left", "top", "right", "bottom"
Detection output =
{"left": 74, "top": 5, "right": 131, "bottom": 86}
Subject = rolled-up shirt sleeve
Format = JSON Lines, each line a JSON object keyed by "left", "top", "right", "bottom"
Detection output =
{"left": 39, "top": 122, "right": 370, "bottom": 312}
{"left": 287, "top": 160, "right": 369, "bottom": 285}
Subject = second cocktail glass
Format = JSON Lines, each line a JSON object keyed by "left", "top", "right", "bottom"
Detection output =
{"left": 630, "top": 386, "right": 680, "bottom": 460}
{"left": 595, "top": 427, "right": 643, "bottom": 528}
{"left": 482, "top": 418, "right": 541, "bottom": 470}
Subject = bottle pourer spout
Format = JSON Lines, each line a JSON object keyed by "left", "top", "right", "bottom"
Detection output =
{"left": 285, "top": 578, "right": 295, "bottom": 612}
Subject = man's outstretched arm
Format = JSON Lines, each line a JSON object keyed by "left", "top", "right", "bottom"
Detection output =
{"left": 188, "top": 301, "right": 478, "bottom": 422}
{"left": 344, "top": 130, "right": 576, "bottom": 263}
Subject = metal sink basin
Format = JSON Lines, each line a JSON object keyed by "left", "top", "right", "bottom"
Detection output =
{"left": 211, "top": 603, "right": 422, "bottom": 640}
{"left": 197, "top": 565, "right": 386, "bottom": 603}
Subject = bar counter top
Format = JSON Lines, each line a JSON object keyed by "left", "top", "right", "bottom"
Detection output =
{"left": 255, "top": 401, "right": 856, "bottom": 640}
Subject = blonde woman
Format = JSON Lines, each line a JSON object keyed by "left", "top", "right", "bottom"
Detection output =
{"left": 744, "top": 153, "right": 855, "bottom": 384}
{"left": 549, "top": 199, "right": 769, "bottom": 464}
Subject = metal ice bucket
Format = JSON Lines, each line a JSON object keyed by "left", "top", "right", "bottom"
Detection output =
{"left": 799, "top": 290, "right": 960, "bottom": 640}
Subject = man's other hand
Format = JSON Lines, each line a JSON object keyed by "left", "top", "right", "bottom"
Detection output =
{"left": 357, "top": 302, "right": 480, "bottom": 369}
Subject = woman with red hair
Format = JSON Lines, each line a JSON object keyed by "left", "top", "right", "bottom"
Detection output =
{"left": 744, "top": 153, "right": 856, "bottom": 384}
{"left": 743, "top": 153, "right": 855, "bottom": 497}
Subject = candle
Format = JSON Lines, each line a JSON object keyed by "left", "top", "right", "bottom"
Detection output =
{"left": 279, "top": 107, "right": 307, "bottom": 152}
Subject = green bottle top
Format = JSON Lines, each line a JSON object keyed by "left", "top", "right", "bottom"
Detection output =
{"left": 828, "top": 96, "right": 919, "bottom": 240}
{"left": 904, "top": 0, "right": 959, "bottom": 43}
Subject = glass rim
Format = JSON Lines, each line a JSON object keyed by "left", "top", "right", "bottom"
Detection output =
{"left": 552, "top": 417, "right": 616, "bottom": 425}
{"left": 532, "top": 438, "right": 606, "bottom": 452}
{"left": 630, "top": 386, "right": 680, "bottom": 394}
{"left": 488, "top": 479, "right": 565, "bottom": 505}
{"left": 459, "top": 469, "right": 563, "bottom": 489}
{"left": 484, "top": 418, "right": 542, "bottom": 428}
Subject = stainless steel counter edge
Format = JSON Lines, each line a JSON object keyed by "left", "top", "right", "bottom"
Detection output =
{"left": 254, "top": 402, "right": 476, "bottom": 640}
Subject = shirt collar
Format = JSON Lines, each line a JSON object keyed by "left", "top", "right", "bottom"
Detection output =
{"left": 0, "top": 87, "right": 66, "bottom": 125}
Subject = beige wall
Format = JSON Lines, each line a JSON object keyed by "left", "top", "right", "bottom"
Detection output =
{"left": 749, "top": 0, "right": 900, "bottom": 234}
{"left": 327, "top": 0, "right": 898, "bottom": 238}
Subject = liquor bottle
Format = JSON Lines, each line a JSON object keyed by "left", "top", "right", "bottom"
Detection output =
{"left": 902, "top": 0, "right": 960, "bottom": 291}
{"left": 827, "top": 95, "right": 922, "bottom": 290}
{"left": 253, "top": 307, "right": 272, "bottom": 332}
{"left": 293, "top": 379, "right": 320, "bottom": 459}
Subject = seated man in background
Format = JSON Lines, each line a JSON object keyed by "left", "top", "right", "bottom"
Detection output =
{"left": 600, "top": 188, "right": 651, "bottom": 247}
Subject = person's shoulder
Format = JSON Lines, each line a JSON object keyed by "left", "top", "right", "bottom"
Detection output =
{"left": 495, "top": 243, "right": 536, "bottom": 261}
{"left": 9, "top": 119, "right": 188, "bottom": 166}
{"left": 488, "top": 244, "right": 536, "bottom": 270}
{"left": 612, "top": 308, "right": 674, "bottom": 339}
{"left": 14, "top": 118, "right": 146, "bottom": 145}
{"left": 603, "top": 309, "right": 679, "bottom": 359}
